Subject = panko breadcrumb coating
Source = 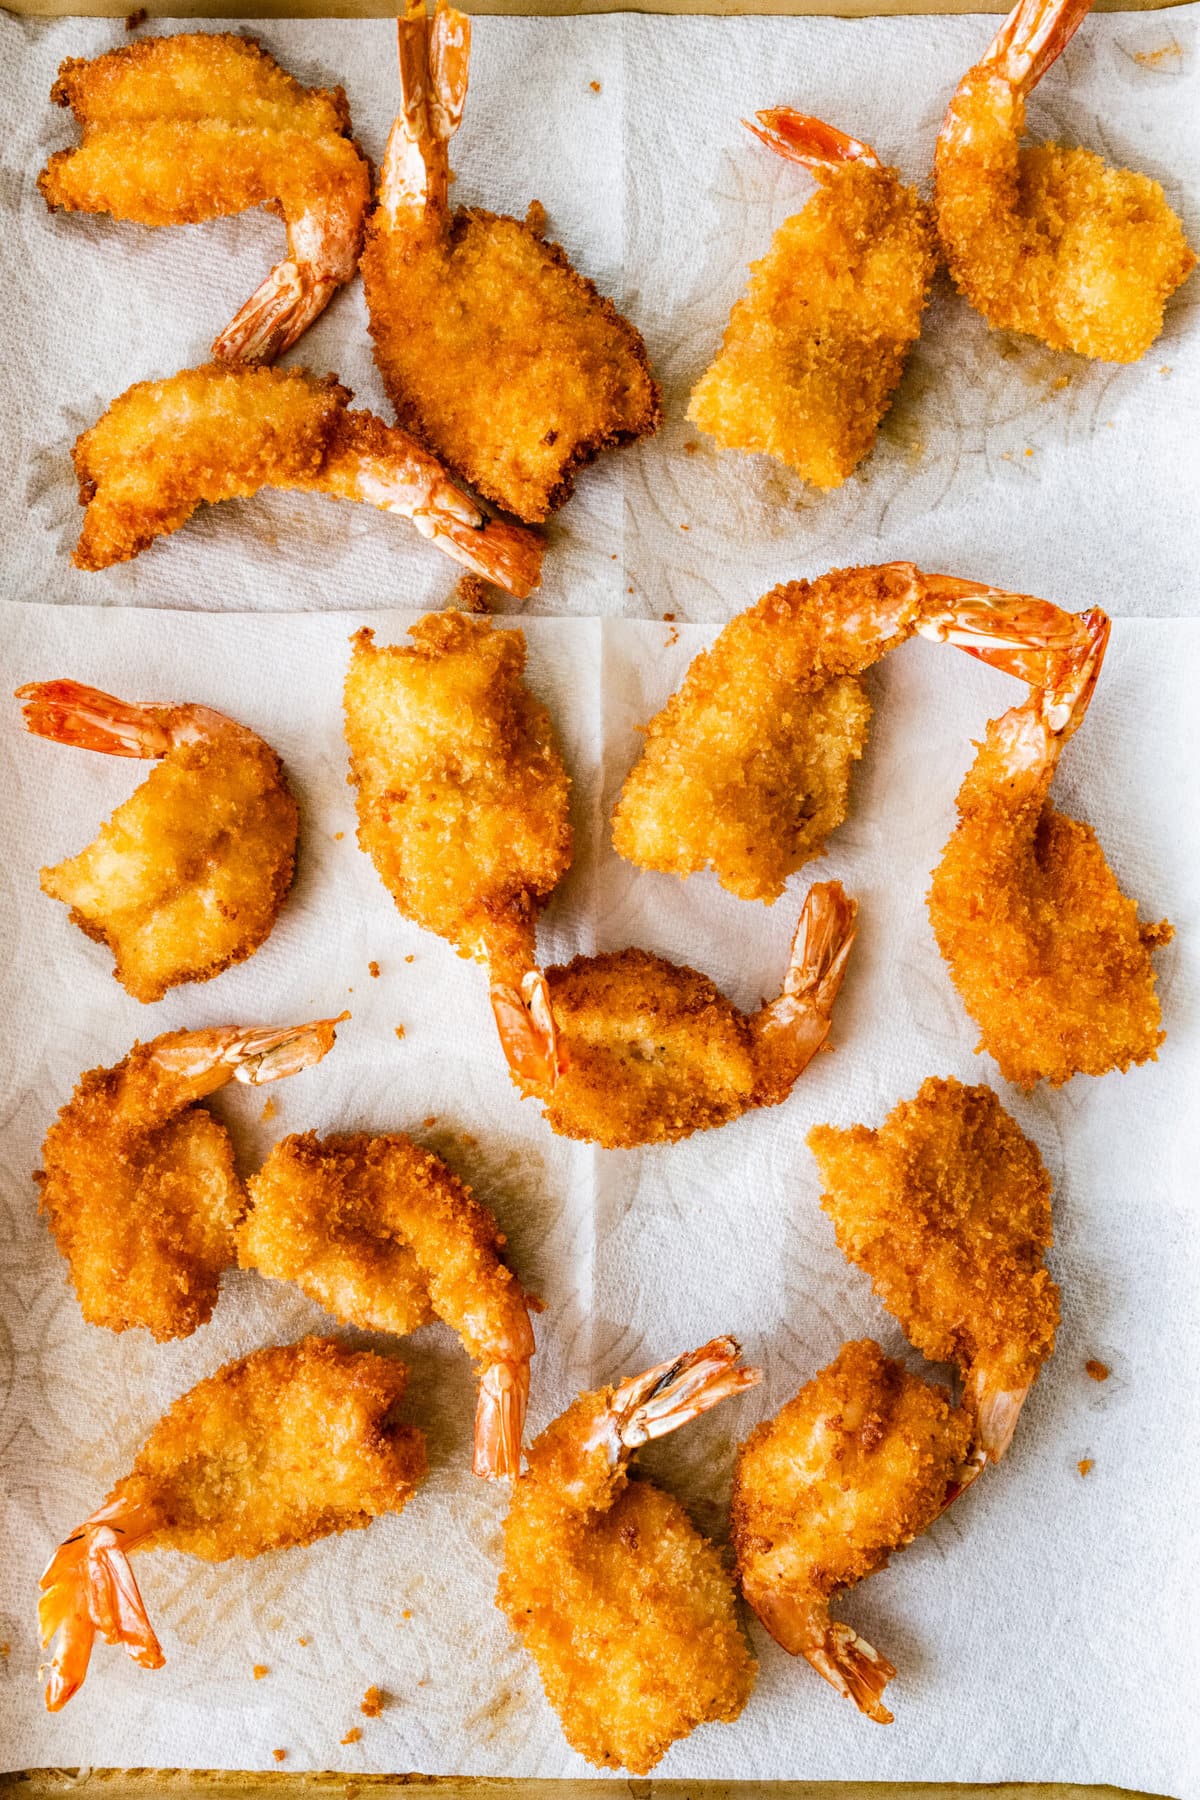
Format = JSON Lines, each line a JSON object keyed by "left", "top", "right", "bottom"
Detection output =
{"left": 498, "top": 1338, "right": 759, "bottom": 1772}
{"left": 733, "top": 1339, "right": 972, "bottom": 1724}
{"left": 809, "top": 1077, "right": 1060, "bottom": 1460}
{"left": 935, "top": 0, "right": 1194, "bottom": 361}
{"left": 37, "top": 1020, "right": 341, "bottom": 1342}
{"left": 40, "top": 33, "right": 371, "bottom": 361}
{"left": 240, "top": 1130, "right": 536, "bottom": 1476}
{"left": 360, "top": 0, "right": 660, "bottom": 522}
{"left": 38, "top": 1336, "right": 426, "bottom": 1710}
{"left": 19, "top": 682, "right": 297, "bottom": 1002}
{"left": 689, "top": 111, "right": 937, "bottom": 486}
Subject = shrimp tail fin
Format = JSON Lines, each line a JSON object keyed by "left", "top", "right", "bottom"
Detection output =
{"left": 744, "top": 108, "right": 879, "bottom": 171}
{"left": 491, "top": 970, "right": 564, "bottom": 1093}
{"left": 753, "top": 882, "right": 859, "bottom": 1089}
{"left": 745, "top": 1585, "right": 895, "bottom": 1722}
{"left": 15, "top": 680, "right": 171, "bottom": 758}
{"left": 39, "top": 1500, "right": 164, "bottom": 1711}
{"left": 607, "top": 1337, "right": 762, "bottom": 1454}
{"left": 473, "top": 1358, "right": 530, "bottom": 1479}
{"left": 966, "top": 1363, "right": 1033, "bottom": 1462}
{"left": 213, "top": 262, "right": 337, "bottom": 366}
{"left": 984, "top": 0, "right": 1095, "bottom": 93}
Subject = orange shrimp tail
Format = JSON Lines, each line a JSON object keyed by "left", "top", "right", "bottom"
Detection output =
{"left": 744, "top": 108, "right": 879, "bottom": 171}
{"left": 1044, "top": 607, "right": 1109, "bottom": 739}
{"left": 982, "top": 0, "right": 1095, "bottom": 93}
{"left": 491, "top": 970, "right": 564, "bottom": 1093}
{"left": 473, "top": 1358, "right": 531, "bottom": 1479}
{"left": 608, "top": 1336, "right": 762, "bottom": 1451}
{"left": 434, "top": 512, "right": 544, "bottom": 601}
{"left": 966, "top": 1364, "right": 1033, "bottom": 1462}
{"left": 39, "top": 1500, "right": 164, "bottom": 1711}
{"left": 754, "top": 881, "right": 859, "bottom": 1081}
{"left": 917, "top": 580, "right": 1109, "bottom": 691}
{"left": 745, "top": 1586, "right": 895, "bottom": 1723}
{"left": 213, "top": 263, "right": 337, "bottom": 366}
{"left": 15, "top": 680, "right": 169, "bottom": 758}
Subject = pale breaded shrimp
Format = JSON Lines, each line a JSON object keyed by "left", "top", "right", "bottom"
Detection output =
{"left": 40, "top": 34, "right": 370, "bottom": 363}
{"left": 935, "top": 0, "right": 1195, "bottom": 360}
{"left": 690, "top": 112, "right": 937, "bottom": 486}
{"left": 36, "top": 1018, "right": 343, "bottom": 1343}
{"left": 928, "top": 613, "right": 1172, "bottom": 1085}
{"left": 38, "top": 1335, "right": 426, "bottom": 1710}
{"left": 71, "top": 362, "right": 543, "bottom": 599}
{"left": 612, "top": 563, "right": 1106, "bottom": 904}
{"left": 360, "top": 0, "right": 660, "bottom": 523}
{"left": 510, "top": 880, "right": 856, "bottom": 1148}
{"left": 239, "top": 1130, "right": 536, "bottom": 1477}
{"left": 497, "top": 1338, "right": 760, "bottom": 1772}
{"left": 732, "top": 1339, "right": 973, "bottom": 1723}
{"left": 18, "top": 680, "right": 297, "bottom": 1002}
{"left": 344, "top": 615, "right": 572, "bottom": 1089}
{"left": 809, "top": 1078, "right": 1060, "bottom": 1461}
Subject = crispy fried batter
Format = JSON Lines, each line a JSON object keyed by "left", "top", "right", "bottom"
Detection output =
{"left": 690, "top": 157, "right": 936, "bottom": 485}
{"left": 809, "top": 1079, "right": 1060, "bottom": 1427}
{"left": 732, "top": 1339, "right": 971, "bottom": 1723}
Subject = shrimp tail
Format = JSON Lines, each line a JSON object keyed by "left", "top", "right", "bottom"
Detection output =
{"left": 744, "top": 108, "right": 880, "bottom": 171}
{"left": 753, "top": 881, "right": 859, "bottom": 1083}
{"left": 603, "top": 1336, "right": 762, "bottom": 1457}
{"left": 473, "top": 1358, "right": 531, "bottom": 1480}
{"left": 916, "top": 581, "right": 1110, "bottom": 695}
{"left": 491, "top": 970, "right": 564, "bottom": 1093}
{"left": 983, "top": 0, "right": 1095, "bottom": 92}
{"left": 39, "top": 1499, "right": 164, "bottom": 1711}
{"left": 213, "top": 261, "right": 338, "bottom": 366}
{"left": 382, "top": 0, "right": 469, "bottom": 226}
{"left": 965, "top": 1363, "right": 1033, "bottom": 1462}
{"left": 746, "top": 1585, "right": 895, "bottom": 1724}
{"left": 149, "top": 1014, "right": 348, "bottom": 1098}
{"left": 15, "top": 680, "right": 173, "bottom": 758}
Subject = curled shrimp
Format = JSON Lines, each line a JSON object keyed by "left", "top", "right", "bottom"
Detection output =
{"left": 18, "top": 679, "right": 298, "bottom": 1002}
{"left": 504, "top": 879, "right": 857, "bottom": 1148}
{"left": 39, "top": 34, "right": 371, "bottom": 364}
{"left": 37, "top": 1017, "right": 344, "bottom": 1343}
{"left": 39, "top": 1335, "right": 426, "bottom": 1709}
{"left": 71, "top": 362, "right": 543, "bottom": 600}
{"left": 934, "top": 0, "right": 1195, "bottom": 360}
{"left": 689, "top": 111, "right": 937, "bottom": 487}
{"left": 497, "top": 1337, "right": 760, "bottom": 1772}
{"left": 732, "top": 1339, "right": 974, "bottom": 1724}
{"left": 239, "top": 1130, "right": 537, "bottom": 1477}
{"left": 928, "top": 611, "right": 1173, "bottom": 1086}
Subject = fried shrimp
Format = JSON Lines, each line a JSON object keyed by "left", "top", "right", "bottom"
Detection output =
{"left": 18, "top": 680, "right": 297, "bottom": 1001}
{"left": 612, "top": 563, "right": 1107, "bottom": 904}
{"left": 239, "top": 1130, "right": 536, "bottom": 1477}
{"left": 344, "top": 615, "right": 572, "bottom": 1088}
{"left": 39, "top": 34, "right": 371, "bottom": 363}
{"left": 689, "top": 111, "right": 937, "bottom": 486}
{"left": 809, "top": 1078, "right": 1060, "bottom": 1461}
{"left": 928, "top": 611, "right": 1172, "bottom": 1085}
{"left": 359, "top": 0, "right": 661, "bottom": 522}
{"left": 935, "top": 0, "right": 1195, "bottom": 361}
{"left": 72, "top": 362, "right": 543, "bottom": 598}
{"left": 37, "top": 1019, "right": 342, "bottom": 1343}
{"left": 497, "top": 1337, "right": 759, "bottom": 1773}
{"left": 38, "top": 1335, "right": 426, "bottom": 1710}
{"left": 732, "top": 1339, "right": 972, "bottom": 1724}
{"left": 514, "top": 881, "right": 856, "bottom": 1148}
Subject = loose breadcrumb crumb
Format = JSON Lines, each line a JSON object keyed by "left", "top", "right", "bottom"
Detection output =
{"left": 125, "top": 8, "right": 147, "bottom": 28}
{"left": 272, "top": 1750, "right": 287, "bottom": 1763}
{"left": 1085, "top": 1359, "right": 1110, "bottom": 1382}
{"left": 254, "top": 1664, "right": 269, "bottom": 1679}
{"left": 261, "top": 1097, "right": 277, "bottom": 1122}
{"left": 297, "top": 1637, "right": 310, "bottom": 1647}
{"left": 341, "top": 1728, "right": 363, "bottom": 1745}
{"left": 360, "top": 1685, "right": 384, "bottom": 1717}
{"left": 404, "top": 954, "right": 415, "bottom": 964}
{"left": 422, "top": 1115, "right": 436, "bottom": 1128}
{"left": 334, "top": 831, "right": 344, "bottom": 841}
{"left": 589, "top": 80, "right": 601, "bottom": 92}
{"left": 369, "top": 961, "right": 380, "bottom": 978}
{"left": 394, "top": 1025, "right": 406, "bottom": 1040}
{"left": 1078, "top": 1458, "right": 1094, "bottom": 1477}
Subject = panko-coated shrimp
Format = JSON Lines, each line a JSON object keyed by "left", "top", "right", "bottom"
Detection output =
{"left": 928, "top": 611, "right": 1172, "bottom": 1085}
{"left": 512, "top": 880, "right": 857, "bottom": 1148}
{"left": 732, "top": 1339, "right": 973, "bottom": 1723}
{"left": 809, "top": 1077, "right": 1060, "bottom": 1461}
{"left": 935, "top": 0, "right": 1195, "bottom": 360}
{"left": 40, "top": 34, "right": 371, "bottom": 363}
{"left": 38, "top": 1335, "right": 426, "bottom": 1710}
{"left": 71, "top": 362, "right": 543, "bottom": 599}
{"left": 689, "top": 112, "right": 937, "bottom": 486}
{"left": 344, "top": 615, "right": 572, "bottom": 1090}
{"left": 612, "top": 562, "right": 1107, "bottom": 904}
{"left": 359, "top": 0, "right": 660, "bottom": 523}
{"left": 18, "top": 680, "right": 297, "bottom": 1002}
{"left": 239, "top": 1130, "right": 537, "bottom": 1477}
{"left": 37, "top": 1018, "right": 343, "bottom": 1342}
{"left": 497, "top": 1337, "right": 760, "bottom": 1773}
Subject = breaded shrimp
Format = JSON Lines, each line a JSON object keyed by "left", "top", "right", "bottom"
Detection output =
{"left": 497, "top": 1338, "right": 759, "bottom": 1773}
{"left": 809, "top": 1078, "right": 1060, "bottom": 1460}
{"left": 359, "top": 0, "right": 661, "bottom": 522}
{"left": 516, "top": 881, "right": 856, "bottom": 1148}
{"left": 935, "top": 0, "right": 1195, "bottom": 361}
{"left": 72, "top": 362, "right": 543, "bottom": 598}
{"left": 239, "top": 1130, "right": 536, "bottom": 1477}
{"left": 689, "top": 112, "right": 937, "bottom": 486}
{"left": 38, "top": 1335, "right": 426, "bottom": 1710}
{"left": 18, "top": 680, "right": 297, "bottom": 1002}
{"left": 732, "top": 1339, "right": 972, "bottom": 1724}
{"left": 613, "top": 564, "right": 1106, "bottom": 904}
{"left": 344, "top": 615, "right": 572, "bottom": 1086}
{"left": 40, "top": 34, "right": 371, "bottom": 362}
{"left": 928, "top": 612, "right": 1172, "bottom": 1086}
{"left": 37, "top": 1018, "right": 342, "bottom": 1343}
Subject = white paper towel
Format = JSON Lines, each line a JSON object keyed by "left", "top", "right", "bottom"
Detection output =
{"left": 0, "top": 601, "right": 1196, "bottom": 1791}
